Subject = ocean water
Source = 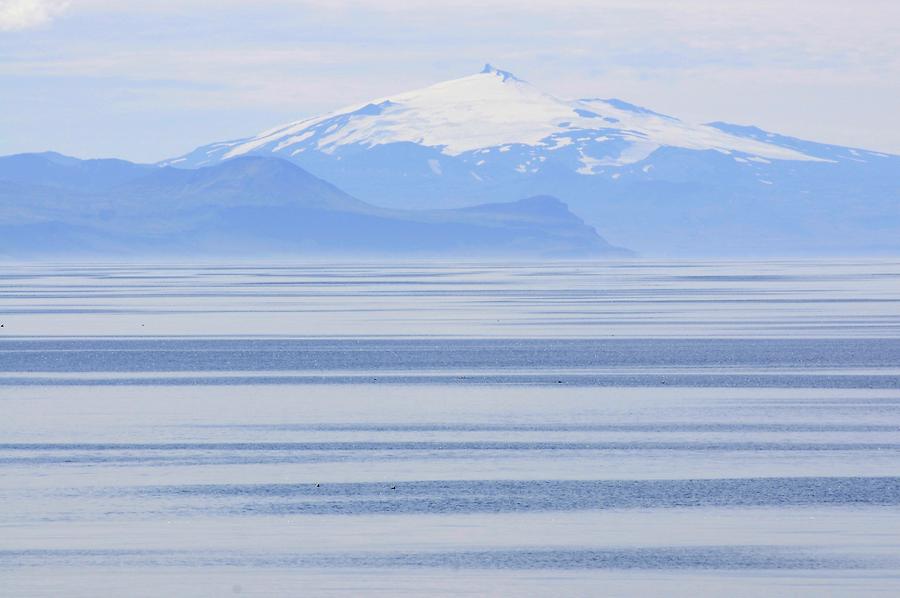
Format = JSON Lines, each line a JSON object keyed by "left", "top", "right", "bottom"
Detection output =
{"left": 1, "top": 260, "right": 899, "bottom": 596}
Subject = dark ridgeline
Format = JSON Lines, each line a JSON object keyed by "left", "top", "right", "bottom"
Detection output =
{"left": 0, "top": 153, "right": 627, "bottom": 258}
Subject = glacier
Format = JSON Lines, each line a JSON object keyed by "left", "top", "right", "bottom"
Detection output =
{"left": 167, "top": 65, "right": 824, "bottom": 167}
{"left": 164, "top": 65, "right": 900, "bottom": 255}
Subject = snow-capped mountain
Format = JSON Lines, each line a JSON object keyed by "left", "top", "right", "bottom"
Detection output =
{"left": 166, "top": 65, "right": 900, "bottom": 255}
{"left": 169, "top": 65, "right": 827, "bottom": 168}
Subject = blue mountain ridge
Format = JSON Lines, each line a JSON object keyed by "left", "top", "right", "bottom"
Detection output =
{"left": 0, "top": 152, "right": 626, "bottom": 258}
{"left": 163, "top": 66, "right": 900, "bottom": 256}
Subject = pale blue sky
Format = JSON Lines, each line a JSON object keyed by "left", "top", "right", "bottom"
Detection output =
{"left": 2, "top": 0, "right": 898, "bottom": 162}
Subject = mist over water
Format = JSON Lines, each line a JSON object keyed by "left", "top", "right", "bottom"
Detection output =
{"left": 2, "top": 260, "right": 900, "bottom": 596}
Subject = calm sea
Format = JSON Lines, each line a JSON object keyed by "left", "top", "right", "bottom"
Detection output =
{"left": 1, "top": 260, "right": 899, "bottom": 596}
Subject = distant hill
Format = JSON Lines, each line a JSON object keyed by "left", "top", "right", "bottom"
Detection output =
{"left": 0, "top": 153, "right": 627, "bottom": 258}
{"left": 0, "top": 151, "right": 154, "bottom": 191}
{"left": 163, "top": 65, "right": 900, "bottom": 255}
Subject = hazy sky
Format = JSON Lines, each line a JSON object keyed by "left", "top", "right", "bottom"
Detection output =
{"left": 2, "top": 0, "right": 899, "bottom": 162}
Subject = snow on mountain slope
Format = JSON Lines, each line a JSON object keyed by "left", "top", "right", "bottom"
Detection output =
{"left": 166, "top": 65, "right": 824, "bottom": 173}
{"left": 163, "top": 65, "right": 900, "bottom": 255}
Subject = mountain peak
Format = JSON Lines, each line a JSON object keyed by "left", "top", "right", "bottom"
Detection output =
{"left": 164, "top": 65, "right": 829, "bottom": 168}
{"left": 479, "top": 64, "right": 521, "bottom": 82}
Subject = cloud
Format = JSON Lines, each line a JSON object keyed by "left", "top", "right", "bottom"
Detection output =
{"left": 0, "top": 0, "right": 68, "bottom": 31}
{"left": 2, "top": 0, "right": 899, "bottom": 159}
